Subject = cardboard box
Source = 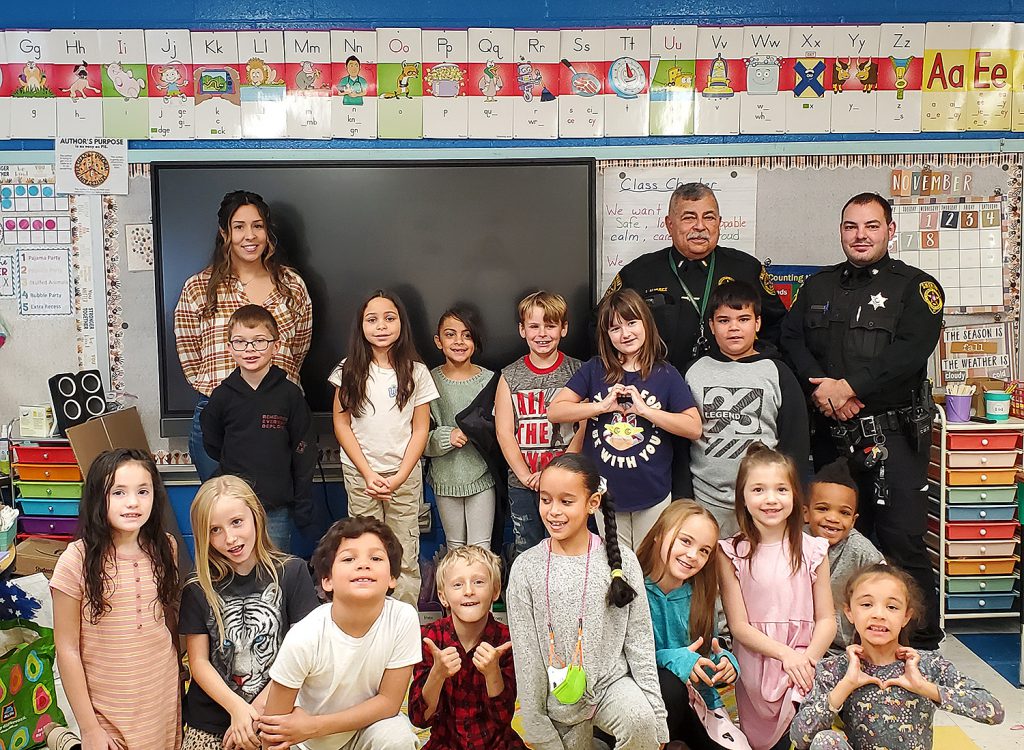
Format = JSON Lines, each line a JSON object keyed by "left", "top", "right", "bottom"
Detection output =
{"left": 966, "top": 377, "right": 1008, "bottom": 416}
{"left": 66, "top": 407, "right": 150, "bottom": 475}
{"left": 13, "top": 538, "right": 69, "bottom": 578}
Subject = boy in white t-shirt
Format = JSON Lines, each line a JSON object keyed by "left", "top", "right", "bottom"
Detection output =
{"left": 258, "top": 517, "right": 421, "bottom": 750}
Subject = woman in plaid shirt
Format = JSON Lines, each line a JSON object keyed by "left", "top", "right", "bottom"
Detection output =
{"left": 174, "top": 190, "right": 313, "bottom": 482}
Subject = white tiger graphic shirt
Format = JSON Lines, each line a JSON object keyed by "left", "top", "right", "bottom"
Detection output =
{"left": 179, "top": 557, "right": 319, "bottom": 735}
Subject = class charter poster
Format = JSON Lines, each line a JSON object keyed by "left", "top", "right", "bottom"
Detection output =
{"left": 600, "top": 166, "right": 758, "bottom": 291}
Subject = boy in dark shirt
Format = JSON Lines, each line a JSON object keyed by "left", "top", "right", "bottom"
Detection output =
{"left": 202, "top": 304, "right": 315, "bottom": 550}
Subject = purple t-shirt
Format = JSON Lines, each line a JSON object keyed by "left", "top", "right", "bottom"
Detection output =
{"left": 565, "top": 358, "right": 695, "bottom": 512}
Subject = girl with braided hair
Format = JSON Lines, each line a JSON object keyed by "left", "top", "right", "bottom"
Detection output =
{"left": 506, "top": 453, "right": 669, "bottom": 750}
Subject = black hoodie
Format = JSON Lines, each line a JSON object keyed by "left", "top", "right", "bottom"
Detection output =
{"left": 201, "top": 365, "right": 315, "bottom": 529}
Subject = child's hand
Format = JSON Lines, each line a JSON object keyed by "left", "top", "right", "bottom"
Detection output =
{"left": 710, "top": 637, "right": 738, "bottom": 685}
{"left": 685, "top": 636, "right": 717, "bottom": 687}
{"left": 425, "top": 637, "right": 462, "bottom": 679}
{"left": 362, "top": 471, "right": 392, "bottom": 499}
{"left": 81, "top": 726, "right": 122, "bottom": 750}
{"left": 882, "top": 647, "right": 931, "bottom": 695}
{"left": 227, "top": 700, "right": 261, "bottom": 750}
{"left": 595, "top": 383, "right": 628, "bottom": 415}
{"left": 257, "top": 706, "right": 320, "bottom": 750}
{"left": 841, "top": 644, "right": 883, "bottom": 692}
{"left": 516, "top": 470, "right": 541, "bottom": 490}
{"left": 621, "top": 385, "right": 654, "bottom": 418}
{"left": 473, "top": 640, "right": 513, "bottom": 677}
{"left": 450, "top": 428, "right": 468, "bottom": 448}
{"left": 781, "top": 647, "right": 816, "bottom": 694}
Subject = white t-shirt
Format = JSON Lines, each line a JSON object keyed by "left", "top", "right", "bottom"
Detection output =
{"left": 328, "top": 360, "right": 439, "bottom": 472}
{"left": 268, "top": 599, "right": 421, "bottom": 750}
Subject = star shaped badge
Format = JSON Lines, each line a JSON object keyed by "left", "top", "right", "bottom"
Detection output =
{"left": 868, "top": 293, "right": 887, "bottom": 310}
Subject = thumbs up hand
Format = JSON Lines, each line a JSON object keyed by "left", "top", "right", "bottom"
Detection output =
{"left": 424, "top": 637, "right": 462, "bottom": 680}
{"left": 473, "top": 640, "right": 513, "bottom": 678}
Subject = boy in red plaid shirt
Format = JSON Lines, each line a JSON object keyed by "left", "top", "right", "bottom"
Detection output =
{"left": 409, "top": 546, "right": 526, "bottom": 749}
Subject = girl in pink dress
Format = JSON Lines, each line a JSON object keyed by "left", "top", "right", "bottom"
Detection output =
{"left": 718, "top": 444, "right": 835, "bottom": 750}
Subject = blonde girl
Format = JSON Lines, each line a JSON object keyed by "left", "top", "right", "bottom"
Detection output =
{"left": 792, "top": 564, "right": 1003, "bottom": 750}
{"left": 180, "top": 476, "right": 318, "bottom": 750}
{"left": 51, "top": 448, "right": 181, "bottom": 750}
{"left": 637, "top": 501, "right": 746, "bottom": 749}
{"left": 549, "top": 288, "right": 701, "bottom": 551}
{"left": 717, "top": 444, "right": 835, "bottom": 750}
{"left": 330, "top": 289, "right": 439, "bottom": 606}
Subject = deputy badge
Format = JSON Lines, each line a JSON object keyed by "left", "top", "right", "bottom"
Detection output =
{"left": 919, "top": 281, "right": 943, "bottom": 314}
{"left": 718, "top": 275, "right": 735, "bottom": 285}
{"left": 603, "top": 273, "right": 623, "bottom": 297}
{"left": 759, "top": 267, "right": 777, "bottom": 295}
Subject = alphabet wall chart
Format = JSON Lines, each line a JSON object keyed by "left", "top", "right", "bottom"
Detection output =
{"left": 0, "top": 23, "right": 1020, "bottom": 140}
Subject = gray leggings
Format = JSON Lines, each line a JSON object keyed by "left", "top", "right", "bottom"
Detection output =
{"left": 435, "top": 487, "right": 496, "bottom": 550}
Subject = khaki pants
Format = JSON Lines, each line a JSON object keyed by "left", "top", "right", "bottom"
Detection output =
{"left": 596, "top": 495, "right": 672, "bottom": 552}
{"left": 342, "top": 462, "right": 422, "bottom": 607}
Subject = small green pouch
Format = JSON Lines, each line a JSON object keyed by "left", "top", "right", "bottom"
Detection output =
{"left": 549, "top": 664, "right": 587, "bottom": 705}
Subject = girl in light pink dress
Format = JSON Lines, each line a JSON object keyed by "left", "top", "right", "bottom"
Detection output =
{"left": 717, "top": 444, "right": 836, "bottom": 750}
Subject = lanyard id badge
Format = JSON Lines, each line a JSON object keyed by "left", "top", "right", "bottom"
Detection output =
{"left": 668, "top": 253, "right": 717, "bottom": 357}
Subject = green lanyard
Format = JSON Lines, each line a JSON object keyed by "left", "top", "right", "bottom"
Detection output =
{"left": 668, "top": 252, "right": 716, "bottom": 356}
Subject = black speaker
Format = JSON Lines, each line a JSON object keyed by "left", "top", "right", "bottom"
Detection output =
{"left": 48, "top": 370, "right": 106, "bottom": 436}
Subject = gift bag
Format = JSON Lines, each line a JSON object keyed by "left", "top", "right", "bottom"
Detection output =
{"left": 0, "top": 619, "right": 66, "bottom": 750}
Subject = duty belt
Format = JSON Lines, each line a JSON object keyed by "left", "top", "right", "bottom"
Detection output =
{"left": 850, "top": 410, "right": 905, "bottom": 440}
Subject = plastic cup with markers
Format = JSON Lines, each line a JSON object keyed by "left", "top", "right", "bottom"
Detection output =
{"left": 944, "top": 384, "right": 974, "bottom": 423}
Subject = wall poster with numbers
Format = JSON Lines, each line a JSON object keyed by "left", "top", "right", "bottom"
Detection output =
{"left": 889, "top": 196, "right": 1008, "bottom": 313}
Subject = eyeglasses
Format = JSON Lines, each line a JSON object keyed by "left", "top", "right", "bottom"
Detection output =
{"left": 229, "top": 338, "right": 277, "bottom": 352}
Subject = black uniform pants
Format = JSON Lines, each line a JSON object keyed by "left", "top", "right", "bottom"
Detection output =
{"left": 812, "top": 425, "right": 943, "bottom": 649}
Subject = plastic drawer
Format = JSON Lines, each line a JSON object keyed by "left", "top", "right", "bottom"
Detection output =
{"left": 19, "top": 516, "right": 78, "bottom": 536}
{"left": 944, "top": 450, "right": 1019, "bottom": 469}
{"left": 946, "top": 539, "right": 1018, "bottom": 557}
{"left": 944, "top": 521, "right": 1018, "bottom": 540}
{"left": 945, "top": 469, "right": 1017, "bottom": 486}
{"left": 945, "top": 576, "right": 1017, "bottom": 594}
{"left": 945, "top": 593, "right": 1017, "bottom": 611}
{"left": 947, "top": 504, "right": 1017, "bottom": 522}
{"left": 13, "top": 464, "right": 82, "bottom": 482}
{"left": 17, "top": 499, "right": 79, "bottom": 517}
{"left": 945, "top": 557, "right": 1017, "bottom": 575}
{"left": 12, "top": 445, "right": 76, "bottom": 464}
{"left": 946, "top": 432, "right": 1021, "bottom": 451}
{"left": 13, "top": 481, "right": 82, "bottom": 500}
{"left": 946, "top": 487, "right": 1018, "bottom": 504}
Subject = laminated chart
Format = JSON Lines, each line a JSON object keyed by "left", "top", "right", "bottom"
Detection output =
{"left": 0, "top": 184, "right": 71, "bottom": 245}
{"left": 891, "top": 197, "right": 1005, "bottom": 310}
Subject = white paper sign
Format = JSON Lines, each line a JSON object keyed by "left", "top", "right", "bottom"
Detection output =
{"left": 600, "top": 166, "right": 758, "bottom": 291}
{"left": 16, "top": 247, "right": 72, "bottom": 316}
{"left": 55, "top": 137, "right": 128, "bottom": 195}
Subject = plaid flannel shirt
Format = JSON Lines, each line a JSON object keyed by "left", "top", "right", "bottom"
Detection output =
{"left": 173, "top": 267, "right": 313, "bottom": 396}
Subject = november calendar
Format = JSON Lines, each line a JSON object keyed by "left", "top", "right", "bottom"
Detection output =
{"left": 891, "top": 197, "right": 1007, "bottom": 312}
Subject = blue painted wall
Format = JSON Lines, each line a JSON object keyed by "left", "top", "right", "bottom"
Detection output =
{"left": 1, "top": 3, "right": 1022, "bottom": 152}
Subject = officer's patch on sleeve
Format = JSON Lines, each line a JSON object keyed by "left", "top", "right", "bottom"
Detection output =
{"left": 603, "top": 273, "right": 623, "bottom": 297}
{"left": 759, "top": 267, "right": 777, "bottom": 296}
{"left": 919, "top": 281, "right": 943, "bottom": 314}
{"left": 718, "top": 275, "right": 735, "bottom": 285}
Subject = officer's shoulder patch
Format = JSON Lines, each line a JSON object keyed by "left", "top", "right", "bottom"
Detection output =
{"left": 759, "top": 266, "right": 777, "bottom": 296}
{"left": 919, "top": 280, "right": 943, "bottom": 314}
{"left": 603, "top": 274, "right": 623, "bottom": 297}
{"left": 718, "top": 275, "right": 735, "bottom": 286}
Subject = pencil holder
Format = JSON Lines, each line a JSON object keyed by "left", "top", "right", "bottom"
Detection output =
{"left": 944, "top": 394, "right": 972, "bottom": 423}
{"left": 984, "top": 391, "right": 1012, "bottom": 421}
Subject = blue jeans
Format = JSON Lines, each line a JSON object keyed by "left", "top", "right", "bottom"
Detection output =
{"left": 189, "top": 396, "right": 219, "bottom": 483}
{"left": 264, "top": 508, "right": 292, "bottom": 553}
{"left": 508, "top": 485, "right": 546, "bottom": 557}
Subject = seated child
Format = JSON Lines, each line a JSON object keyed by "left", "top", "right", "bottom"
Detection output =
{"left": 258, "top": 517, "right": 421, "bottom": 750}
{"left": 201, "top": 304, "right": 316, "bottom": 551}
{"left": 684, "top": 281, "right": 809, "bottom": 537}
{"left": 804, "top": 459, "right": 884, "bottom": 654}
{"left": 792, "top": 564, "right": 1003, "bottom": 750}
{"left": 409, "top": 545, "right": 526, "bottom": 749}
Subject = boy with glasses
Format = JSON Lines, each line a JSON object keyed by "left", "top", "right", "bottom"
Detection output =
{"left": 202, "top": 304, "right": 316, "bottom": 550}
